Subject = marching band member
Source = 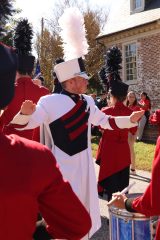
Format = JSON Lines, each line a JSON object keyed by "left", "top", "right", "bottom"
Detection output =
{"left": 9, "top": 8, "right": 144, "bottom": 240}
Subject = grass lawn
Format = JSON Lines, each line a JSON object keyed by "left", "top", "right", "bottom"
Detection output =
{"left": 91, "top": 136, "right": 156, "bottom": 172}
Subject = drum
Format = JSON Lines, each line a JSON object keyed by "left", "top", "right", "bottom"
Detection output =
{"left": 109, "top": 193, "right": 156, "bottom": 240}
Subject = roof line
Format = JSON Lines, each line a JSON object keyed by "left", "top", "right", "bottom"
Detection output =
{"left": 96, "top": 19, "right": 160, "bottom": 40}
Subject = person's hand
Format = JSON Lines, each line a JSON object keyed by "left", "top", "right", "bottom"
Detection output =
{"left": 33, "top": 79, "right": 42, "bottom": 86}
{"left": 20, "top": 100, "right": 36, "bottom": 115}
{"left": 36, "top": 218, "right": 47, "bottom": 227}
{"left": 107, "top": 192, "right": 127, "bottom": 209}
{"left": 130, "top": 110, "right": 144, "bottom": 123}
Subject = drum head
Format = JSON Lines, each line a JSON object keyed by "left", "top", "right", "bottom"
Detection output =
{"left": 109, "top": 193, "right": 148, "bottom": 219}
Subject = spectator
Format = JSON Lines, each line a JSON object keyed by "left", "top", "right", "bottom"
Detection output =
{"left": 90, "top": 93, "right": 99, "bottom": 107}
{"left": 137, "top": 92, "right": 151, "bottom": 141}
{"left": 90, "top": 93, "right": 100, "bottom": 135}
{"left": 149, "top": 109, "right": 160, "bottom": 135}
{"left": 33, "top": 75, "right": 46, "bottom": 87}
{"left": 98, "top": 92, "right": 108, "bottom": 109}
{"left": 38, "top": 75, "right": 45, "bottom": 86}
{"left": 127, "top": 91, "right": 140, "bottom": 175}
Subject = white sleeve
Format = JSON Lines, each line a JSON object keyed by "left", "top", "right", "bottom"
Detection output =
{"left": 10, "top": 97, "right": 49, "bottom": 130}
{"left": 115, "top": 116, "right": 138, "bottom": 128}
{"left": 91, "top": 105, "right": 137, "bottom": 130}
{"left": 90, "top": 105, "right": 113, "bottom": 130}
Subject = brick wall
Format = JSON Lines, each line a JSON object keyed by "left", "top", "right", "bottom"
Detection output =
{"left": 128, "top": 33, "right": 160, "bottom": 111}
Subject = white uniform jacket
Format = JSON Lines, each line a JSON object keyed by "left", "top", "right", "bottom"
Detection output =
{"left": 11, "top": 93, "right": 137, "bottom": 237}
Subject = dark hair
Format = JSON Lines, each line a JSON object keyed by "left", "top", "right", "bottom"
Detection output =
{"left": 38, "top": 76, "right": 44, "bottom": 82}
{"left": 115, "top": 95, "right": 126, "bottom": 102}
{"left": 18, "top": 69, "right": 32, "bottom": 76}
{"left": 141, "top": 92, "right": 150, "bottom": 101}
{"left": 109, "top": 90, "right": 126, "bottom": 102}
{"left": 141, "top": 92, "right": 151, "bottom": 108}
{"left": 38, "top": 76, "right": 45, "bottom": 85}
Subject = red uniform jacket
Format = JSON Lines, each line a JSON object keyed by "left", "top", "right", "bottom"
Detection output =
{"left": 139, "top": 99, "right": 151, "bottom": 111}
{"left": 0, "top": 132, "right": 91, "bottom": 240}
{"left": 128, "top": 105, "right": 140, "bottom": 112}
{"left": 0, "top": 77, "right": 49, "bottom": 140}
{"left": 150, "top": 110, "right": 160, "bottom": 125}
{"left": 150, "top": 109, "right": 160, "bottom": 135}
{"left": 96, "top": 102, "right": 137, "bottom": 182}
{"left": 131, "top": 136, "right": 160, "bottom": 240}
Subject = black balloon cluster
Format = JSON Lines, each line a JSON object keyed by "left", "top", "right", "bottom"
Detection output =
{"left": 98, "top": 66, "right": 108, "bottom": 91}
{"left": 105, "top": 46, "right": 122, "bottom": 76}
{"left": 98, "top": 46, "right": 122, "bottom": 91}
{"left": 14, "top": 19, "right": 33, "bottom": 55}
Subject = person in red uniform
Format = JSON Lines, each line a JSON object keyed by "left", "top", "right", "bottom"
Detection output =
{"left": 0, "top": 19, "right": 49, "bottom": 140}
{"left": 0, "top": 34, "right": 91, "bottom": 240}
{"left": 137, "top": 92, "right": 151, "bottom": 141}
{"left": 149, "top": 109, "right": 160, "bottom": 135}
{"left": 108, "top": 135, "right": 160, "bottom": 240}
{"left": 96, "top": 47, "right": 137, "bottom": 200}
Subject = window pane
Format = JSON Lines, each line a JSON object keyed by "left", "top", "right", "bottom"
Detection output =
{"left": 130, "top": 75, "right": 133, "bottom": 80}
{"left": 124, "top": 43, "right": 137, "bottom": 81}
{"left": 135, "top": 0, "right": 142, "bottom": 9}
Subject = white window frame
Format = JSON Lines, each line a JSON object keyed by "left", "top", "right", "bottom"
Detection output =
{"left": 130, "top": 0, "right": 145, "bottom": 13}
{"left": 122, "top": 41, "right": 138, "bottom": 85}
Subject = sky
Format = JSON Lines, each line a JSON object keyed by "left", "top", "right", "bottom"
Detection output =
{"left": 13, "top": 0, "right": 123, "bottom": 56}
{"left": 14, "top": 0, "right": 115, "bottom": 33}
{"left": 14, "top": 0, "right": 55, "bottom": 32}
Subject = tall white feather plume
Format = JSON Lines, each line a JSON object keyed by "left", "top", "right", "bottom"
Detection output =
{"left": 58, "top": 7, "right": 89, "bottom": 60}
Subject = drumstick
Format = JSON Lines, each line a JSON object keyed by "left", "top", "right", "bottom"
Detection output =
{"left": 107, "top": 181, "right": 136, "bottom": 206}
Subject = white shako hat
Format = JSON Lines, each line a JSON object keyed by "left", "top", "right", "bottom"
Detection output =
{"left": 54, "top": 57, "right": 89, "bottom": 83}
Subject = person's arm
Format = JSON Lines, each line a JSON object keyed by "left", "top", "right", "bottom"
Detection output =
{"left": 108, "top": 137, "right": 160, "bottom": 217}
{"left": 90, "top": 104, "right": 144, "bottom": 130}
{"left": 38, "top": 149, "right": 91, "bottom": 240}
{"left": 138, "top": 102, "right": 147, "bottom": 109}
{"left": 9, "top": 97, "right": 49, "bottom": 130}
{"left": 131, "top": 137, "right": 160, "bottom": 216}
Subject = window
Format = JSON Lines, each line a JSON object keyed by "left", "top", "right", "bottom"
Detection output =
{"left": 124, "top": 43, "right": 137, "bottom": 81}
{"left": 134, "top": 0, "right": 142, "bottom": 9}
{"left": 130, "top": 0, "right": 144, "bottom": 13}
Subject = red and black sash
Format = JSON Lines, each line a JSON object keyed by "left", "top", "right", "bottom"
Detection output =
{"left": 49, "top": 96, "right": 90, "bottom": 156}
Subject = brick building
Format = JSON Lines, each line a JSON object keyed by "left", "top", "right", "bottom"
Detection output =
{"left": 97, "top": 0, "right": 160, "bottom": 111}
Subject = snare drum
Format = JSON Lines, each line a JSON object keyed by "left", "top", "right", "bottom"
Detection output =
{"left": 109, "top": 193, "right": 156, "bottom": 240}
